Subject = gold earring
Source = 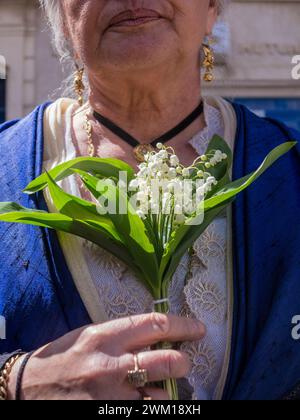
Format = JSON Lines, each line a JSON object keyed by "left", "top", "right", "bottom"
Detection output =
{"left": 74, "top": 66, "right": 85, "bottom": 106}
{"left": 202, "top": 43, "right": 215, "bottom": 82}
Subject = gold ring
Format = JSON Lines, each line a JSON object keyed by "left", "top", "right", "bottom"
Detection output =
{"left": 127, "top": 353, "right": 148, "bottom": 388}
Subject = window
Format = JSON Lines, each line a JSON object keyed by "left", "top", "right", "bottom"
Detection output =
{"left": 233, "top": 98, "right": 300, "bottom": 131}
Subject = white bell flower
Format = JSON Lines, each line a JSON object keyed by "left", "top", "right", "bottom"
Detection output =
{"left": 170, "top": 155, "right": 180, "bottom": 167}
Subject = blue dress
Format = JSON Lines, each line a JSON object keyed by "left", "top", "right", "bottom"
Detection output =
{"left": 0, "top": 102, "right": 300, "bottom": 400}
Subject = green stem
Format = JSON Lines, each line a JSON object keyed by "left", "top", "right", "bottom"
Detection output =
{"left": 153, "top": 289, "right": 179, "bottom": 401}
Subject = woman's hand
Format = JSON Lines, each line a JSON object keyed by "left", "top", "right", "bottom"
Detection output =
{"left": 8, "top": 313, "right": 206, "bottom": 400}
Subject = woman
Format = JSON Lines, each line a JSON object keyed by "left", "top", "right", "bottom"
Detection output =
{"left": 0, "top": 0, "right": 300, "bottom": 400}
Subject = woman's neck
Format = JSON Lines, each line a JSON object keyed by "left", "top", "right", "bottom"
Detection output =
{"left": 88, "top": 59, "right": 205, "bottom": 144}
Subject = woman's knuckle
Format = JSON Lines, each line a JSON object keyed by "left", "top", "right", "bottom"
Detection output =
{"left": 150, "top": 312, "right": 171, "bottom": 336}
{"left": 80, "top": 325, "right": 102, "bottom": 347}
{"left": 100, "top": 355, "right": 120, "bottom": 376}
{"left": 85, "top": 325, "right": 99, "bottom": 339}
{"left": 90, "top": 354, "right": 120, "bottom": 383}
{"left": 126, "top": 315, "right": 138, "bottom": 330}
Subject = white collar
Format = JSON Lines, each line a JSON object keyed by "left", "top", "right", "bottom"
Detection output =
{"left": 188, "top": 99, "right": 225, "bottom": 156}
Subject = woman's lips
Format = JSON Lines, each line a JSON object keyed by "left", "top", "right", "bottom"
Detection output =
{"left": 110, "top": 16, "right": 162, "bottom": 27}
{"left": 108, "top": 9, "right": 162, "bottom": 29}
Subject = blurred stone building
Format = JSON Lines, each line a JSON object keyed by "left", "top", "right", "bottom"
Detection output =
{"left": 0, "top": 0, "right": 299, "bottom": 128}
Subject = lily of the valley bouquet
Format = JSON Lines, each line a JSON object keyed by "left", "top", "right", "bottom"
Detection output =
{"left": 0, "top": 135, "right": 296, "bottom": 399}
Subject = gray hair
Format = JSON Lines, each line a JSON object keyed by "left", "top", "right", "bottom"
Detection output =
{"left": 40, "top": 0, "right": 71, "bottom": 65}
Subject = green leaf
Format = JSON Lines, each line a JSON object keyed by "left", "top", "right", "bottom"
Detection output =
{"left": 0, "top": 202, "right": 138, "bottom": 272}
{"left": 0, "top": 202, "right": 47, "bottom": 214}
{"left": 204, "top": 141, "right": 297, "bottom": 212}
{"left": 73, "top": 168, "right": 159, "bottom": 254}
{"left": 44, "top": 168, "right": 159, "bottom": 296}
{"left": 161, "top": 202, "right": 232, "bottom": 291}
{"left": 159, "top": 197, "right": 230, "bottom": 282}
{"left": 104, "top": 191, "right": 160, "bottom": 293}
{"left": 160, "top": 140, "right": 297, "bottom": 284}
{"left": 198, "top": 134, "right": 232, "bottom": 181}
{"left": 23, "top": 157, "right": 135, "bottom": 194}
{"left": 0, "top": 202, "right": 75, "bottom": 230}
{"left": 70, "top": 168, "right": 103, "bottom": 201}
{"left": 67, "top": 219, "right": 141, "bottom": 273}
{"left": 201, "top": 135, "right": 233, "bottom": 199}
{"left": 44, "top": 171, "right": 125, "bottom": 243}
{"left": 3, "top": 138, "right": 296, "bottom": 302}
{"left": 189, "top": 135, "right": 233, "bottom": 202}
{"left": 78, "top": 171, "right": 160, "bottom": 296}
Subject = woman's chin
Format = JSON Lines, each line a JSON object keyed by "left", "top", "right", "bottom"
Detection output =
{"left": 101, "top": 47, "right": 172, "bottom": 72}
{"left": 101, "top": 23, "right": 175, "bottom": 70}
